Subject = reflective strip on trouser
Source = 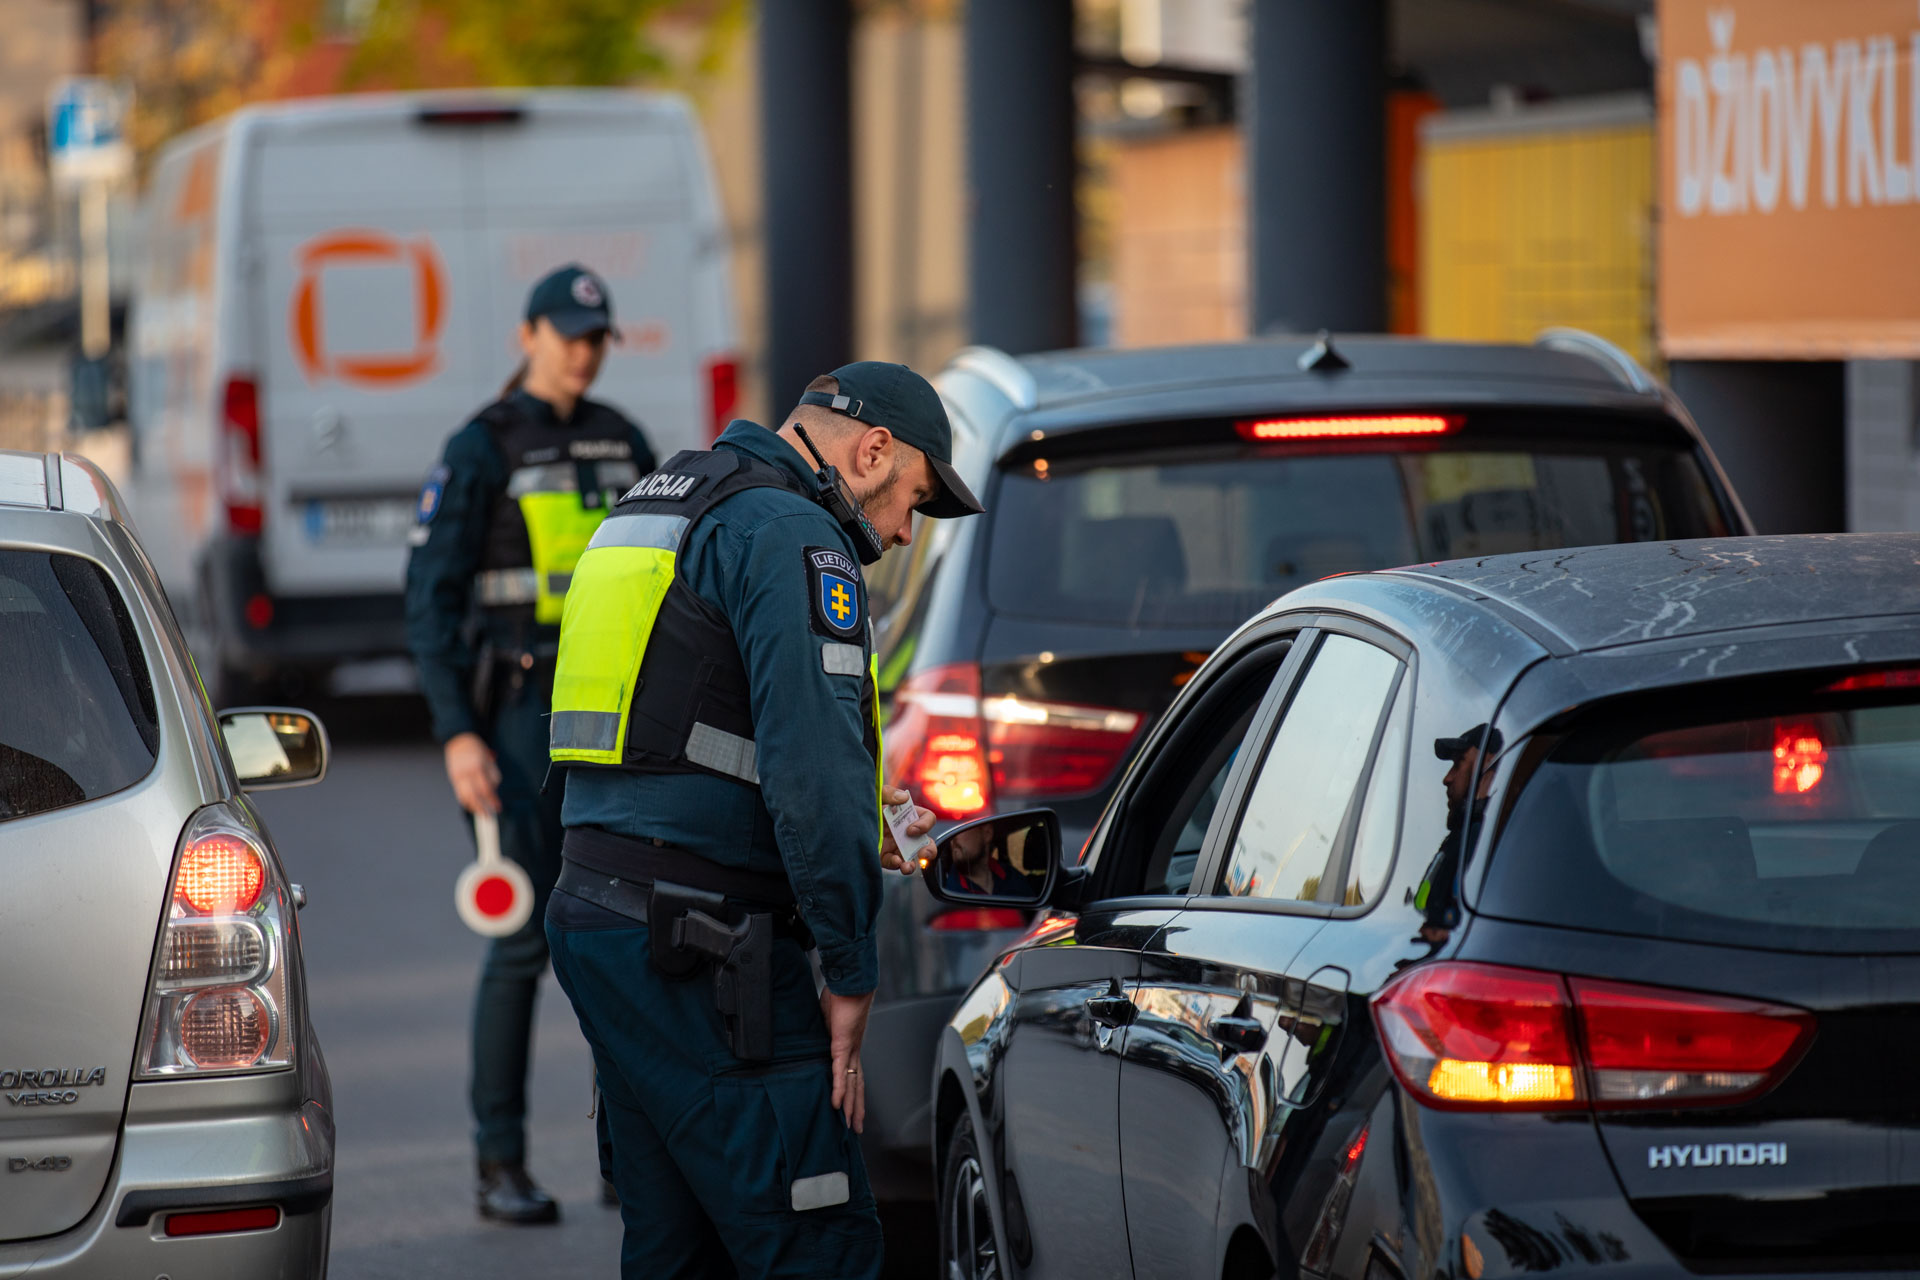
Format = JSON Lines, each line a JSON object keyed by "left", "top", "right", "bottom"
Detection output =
{"left": 475, "top": 568, "right": 573, "bottom": 607}
{"left": 519, "top": 491, "right": 614, "bottom": 625}
{"left": 549, "top": 515, "right": 691, "bottom": 765}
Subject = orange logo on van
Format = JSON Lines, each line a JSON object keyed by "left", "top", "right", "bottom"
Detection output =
{"left": 291, "top": 231, "right": 446, "bottom": 387}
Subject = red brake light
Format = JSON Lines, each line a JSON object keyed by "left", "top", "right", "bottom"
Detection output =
{"left": 704, "top": 354, "right": 740, "bottom": 443}
{"left": 1237, "top": 414, "right": 1458, "bottom": 441}
{"left": 1373, "top": 962, "right": 1814, "bottom": 1112}
{"left": 1771, "top": 722, "right": 1827, "bottom": 795}
{"left": 983, "top": 695, "right": 1143, "bottom": 802}
{"left": 176, "top": 833, "right": 265, "bottom": 915}
{"left": 1373, "top": 962, "right": 1581, "bottom": 1110}
{"left": 928, "top": 908, "right": 1030, "bottom": 932}
{"left": 220, "top": 375, "right": 263, "bottom": 535}
{"left": 888, "top": 663, "right": 991, "bottom": 819}
{"left": 1570, "top": 977, "right": 1814, "bottom": 1106}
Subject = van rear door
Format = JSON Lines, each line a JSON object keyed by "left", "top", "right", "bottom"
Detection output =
{"left": 249, "top": 106, "right": 489, "bottom": 597}
{"left": 473, "top": 98, "right": 724, "bottom": 461}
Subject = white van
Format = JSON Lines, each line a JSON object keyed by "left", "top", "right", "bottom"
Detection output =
{"left": 128, "top": 90, "right": 737, "bottom": 702}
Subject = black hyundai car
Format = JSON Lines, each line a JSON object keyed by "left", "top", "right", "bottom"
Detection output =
{"left": 921, "top": 532, "right": 1920, "bottom": 1280}
{"left": 856, "top": 330, "right": 1753, "bottom": 1206}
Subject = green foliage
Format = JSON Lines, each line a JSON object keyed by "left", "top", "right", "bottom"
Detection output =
{"left": 350, "top": 0, "right": 690, "bottom": 88}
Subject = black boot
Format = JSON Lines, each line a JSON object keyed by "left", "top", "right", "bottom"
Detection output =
{"left": 477, "top": 1161, "right": 561, "bottom": 1224}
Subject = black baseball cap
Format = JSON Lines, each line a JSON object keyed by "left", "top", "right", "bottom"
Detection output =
{"left": 799, "top": 361, "right": 985, "bottom": 519}
{"left": 1434, "top": 723, "right": 1503, "bottom": 762}
{"left": 525, "top": 264, "right": 619, "bottom": 340}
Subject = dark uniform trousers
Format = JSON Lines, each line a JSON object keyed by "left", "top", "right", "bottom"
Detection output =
{"left": 469, "top": 659, "right": 563, "bottom": 1165}
{"left": 545, "top": 909, "right": 884, "bottom": 1279}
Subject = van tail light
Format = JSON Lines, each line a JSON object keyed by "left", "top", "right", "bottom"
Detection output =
{"left": 887, "top": 662, "right": 1143, "bottom": 820}
{"left": 219, "top": 375, "right": 264, "bottom": 535}
{"left": 704, "top": 353, "right": 740, "bottom": 443}
{"left": 138, "top": 803, "right": 299, "bottom": 1077}
{"left": 1373, "top": 962, "right": 1812, "bottom": 1112}
{"left": 929, "top": 907, "right": 1030, "bottom": 932}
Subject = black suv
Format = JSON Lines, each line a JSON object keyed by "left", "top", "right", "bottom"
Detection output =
{"left": 855, "top": 330, "right": 1753, "bottom": 1205}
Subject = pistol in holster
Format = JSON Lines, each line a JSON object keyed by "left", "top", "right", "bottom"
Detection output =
{"left": 649, "top": 880, "right": 775, "bottom": 1062}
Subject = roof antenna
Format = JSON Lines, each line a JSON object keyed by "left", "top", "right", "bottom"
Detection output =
{"left": 1297, "top": 329, "right": 1351, "bottom": 374}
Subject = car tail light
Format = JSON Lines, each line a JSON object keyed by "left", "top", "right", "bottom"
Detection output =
{"left": 886, "top": 663, "right": 1143, "bottom": 819}
{"left": 1373, "top": 962, "right": 1812, "bottom": 1112}
{"left": 165, "top": 1206, "right": 281, "bottom": 1237}
{"left": 1236, "top": 413, "right": 1459, "bottom": 441}
{"left": 705, "top": 353, "right": 740, "bottom": 443}
{"left": 1570, "top": 977, "right": 1814, "bottom": 1106}
{"left": 929, "top": 908, "right": 1030, "bottom": 932}
{"left": 887, "top": 663, "right": 992, "bottom": 819}
{"left": 984, "top": 694, "right": 1141, "bottom": 802}
{"left": 139, "top": 803, "right": 299, "bottom": 1077}
{"left": 220, "top": 375, "right": 264, "bottom": 534}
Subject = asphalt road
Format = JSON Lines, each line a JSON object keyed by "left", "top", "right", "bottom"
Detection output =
{"left": 251, "top": 698, "right": 624, "bottom": 1278}
{"left": 254, "top": 696, "right": 933, "bottom": 1278}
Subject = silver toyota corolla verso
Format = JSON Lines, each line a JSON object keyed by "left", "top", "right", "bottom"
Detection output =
{"left": 0, "top": 451, "right": 333, "bottom": 1277}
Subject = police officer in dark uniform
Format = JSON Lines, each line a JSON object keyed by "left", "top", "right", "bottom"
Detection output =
{"left": 542, "top": 362, "right": 981, "bottom": 1277}
{"left": 405, "top": 264, "right": 655, "bottom": 1223}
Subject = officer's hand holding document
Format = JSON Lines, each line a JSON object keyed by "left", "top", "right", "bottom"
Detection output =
{"left": 879, "top": 784, "right": 936, "bottom": 875}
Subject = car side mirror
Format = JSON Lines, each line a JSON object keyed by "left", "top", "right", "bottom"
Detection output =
{"left": 921, "top": 808, "right": 1060, "bottom": 909}
{"left": 218, "top": 707, "right": 330, "bottom": 790}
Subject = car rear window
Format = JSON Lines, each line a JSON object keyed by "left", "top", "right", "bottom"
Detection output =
{"left": 987, "top": 441, "right": 1726, "bottom": 628}
{"left": 1480, "top": 689, "right": 1920, "bottom": 953}
{"left": 0, "top": 550, "right": 159, "bottom": 823}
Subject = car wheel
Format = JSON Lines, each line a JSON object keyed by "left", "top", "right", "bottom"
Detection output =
{"left": 939, "top": 1113, "right": 1001, "bottom": 1280}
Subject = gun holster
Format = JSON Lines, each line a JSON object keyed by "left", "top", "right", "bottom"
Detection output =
{"left": 672, "top": 905, "right": 775, "bottom": 1062}
{"left": 649, "top": 880, "right": 776, "bottom": 1062}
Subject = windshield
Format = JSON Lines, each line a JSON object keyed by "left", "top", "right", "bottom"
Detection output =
{"left": 986, "top": 440, "right": 1728, "bottom": 628}
{"left": 0, "top": 550, "right": 159, "bottom": 824}
{"left": 1481, "top": 684, "right": 1920, "bottom": 953}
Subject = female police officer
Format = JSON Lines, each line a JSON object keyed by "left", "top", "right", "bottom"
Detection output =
{"left": 405, "top": 264, "right": 655, "bottom": 1223}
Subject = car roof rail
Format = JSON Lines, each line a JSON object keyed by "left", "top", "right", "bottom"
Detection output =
{"left": 0, "top": 450, "right": 130, "bottom": 522}
{"left": 1533, "top": 327, "right": 1657, "bottom": 394}
{"left": 946, "top": 345, "right": 1038, "bottom": 411}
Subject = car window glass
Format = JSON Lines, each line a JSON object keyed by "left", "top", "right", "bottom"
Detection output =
{"left": 1139, "top": 700, "right": 1263, "bottom": 896}
{"left": 1344, "top": 676, "right": 1412, "bottom": 906}
{"left": 0, "top": 550, "right": 159, "bottom": 824}
{"left": 1220, "top": 634, "right": 1401, "bottom": 902}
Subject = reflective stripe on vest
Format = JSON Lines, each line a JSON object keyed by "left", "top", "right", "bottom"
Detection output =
{"left": 548, "top": 513, "right": 692, "bottom": 767}
{"left": 475, "top": 567, "right": 572, "bottom": 606}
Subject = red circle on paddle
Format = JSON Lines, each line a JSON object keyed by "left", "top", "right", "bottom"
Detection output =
{"left": 473, "top": 875, "right": 516, "bottom": 918}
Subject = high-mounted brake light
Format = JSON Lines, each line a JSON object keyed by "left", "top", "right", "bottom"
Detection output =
{"left": 1373, "top": 962, "right": 1813, "bottom": 1112}
{"left": 1237, "top": 414, "right": 1459, "bottom": 441}
{"left": 1826, "top": 667, "right": 1920, "bottom": 691}
{"left": 416, "top": 105, "right": 525, "bottom": 126}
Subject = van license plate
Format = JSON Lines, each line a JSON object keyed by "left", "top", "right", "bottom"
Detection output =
{"left": 304, "top": 498, "right": 417, "bottom": 545}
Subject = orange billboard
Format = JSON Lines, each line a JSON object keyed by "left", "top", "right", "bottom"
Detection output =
{"left": 1660, "top": 0, "right": 1920, "bottom": 357}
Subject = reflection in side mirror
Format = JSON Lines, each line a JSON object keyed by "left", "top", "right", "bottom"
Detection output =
{"left": 218, "top": 707, "right": 330, "bottom": 790}
{"left": 921, "top": 808, "right": 1061, "bottom": 909}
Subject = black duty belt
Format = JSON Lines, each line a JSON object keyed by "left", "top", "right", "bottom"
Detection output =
{"left": 556, "top": 828, "right": 807, "bottom": 1062}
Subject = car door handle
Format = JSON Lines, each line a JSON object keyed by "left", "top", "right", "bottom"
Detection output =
{"left": 1208, "top": 1014, "right": 1267, "bottom": 1054}
{"left": 1085, "top": 982, "right": 1137, "bottom": 1028}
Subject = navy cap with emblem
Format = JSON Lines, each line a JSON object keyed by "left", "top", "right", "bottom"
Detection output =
{"left": 525, "top": 264, "right": 620, "bottom": 340}
{"left": 797, "top": 361, "right": 985, "bottom": 520}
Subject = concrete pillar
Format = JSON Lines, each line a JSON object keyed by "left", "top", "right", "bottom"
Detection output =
{"left": 1246, "top": 0, "right": 1387, "bottom": 335}
{"left": 965, "top": 0, "right": 1078, "bottom": 354}
{"left": 759, "top": 0, "right": 853, "bottom": 411}
{"left": 1669, "top": 361, "right": 1846, "bottom": 534}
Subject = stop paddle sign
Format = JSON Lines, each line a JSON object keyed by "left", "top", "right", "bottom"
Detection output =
{"left": 455, "top": 811, "right": 534, "bottom": 937}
